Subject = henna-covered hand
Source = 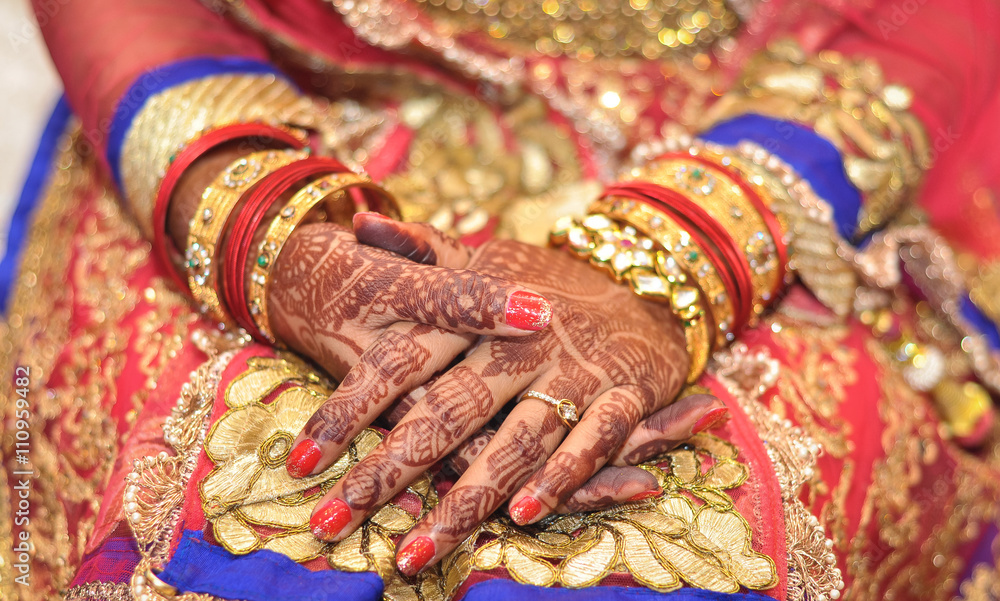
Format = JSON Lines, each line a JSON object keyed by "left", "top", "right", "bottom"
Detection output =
{"left": 305, "top": 216, "right": 727, "bottom": 576}
{"left": 269, "top": 220, "right": 556, "bottom": 477}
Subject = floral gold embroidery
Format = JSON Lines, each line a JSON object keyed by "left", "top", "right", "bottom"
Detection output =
{"left": 471, "top": 435, "right": 775, "bottom": 593}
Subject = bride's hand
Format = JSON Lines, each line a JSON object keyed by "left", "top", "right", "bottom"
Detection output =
{"left": 305, "top": 215, "right": 699, "bottom": 575}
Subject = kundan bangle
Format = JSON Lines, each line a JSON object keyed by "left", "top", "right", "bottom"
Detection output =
{"left": 186, "top": 149, "right": 307, "bottom": 328}
{"left": 152, "top": 123, "right": 308, "bottom": 287}
{"left": 222, "top": 157, "right": 354, "bottom": 336}
{"left": 248, "top": 173, "right": 394, "bottom": 344}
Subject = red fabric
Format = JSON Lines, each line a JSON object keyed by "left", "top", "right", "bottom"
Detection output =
{"left": 814, "top": 0, "right": 1000, "bottom": 260}
{"left": 33, "top": 0, "right": 269, "bottom": 172}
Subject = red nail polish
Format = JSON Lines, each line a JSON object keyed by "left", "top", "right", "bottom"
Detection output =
{"left": 310, "top": 499, "right": 352, "bottom": 541}
{"left": 509, "top": 496, "right": 541, "bottom": 525}
{"left": 396, "top": 536, "right": 435, "bottom": 576}
{"left": 505, "top": 291, "right": 552, "bottom": 331}
{"left": 625, "top": 488, "right": 662, "bottom": 503}
{"left": 286, "top": 439, "right": 322, "bottom": 479}
{"left": 691, "top": 407, "right": 730, "bottom": 435}
{"left": 352, "top": 211, "right": 389, "bottom": 226}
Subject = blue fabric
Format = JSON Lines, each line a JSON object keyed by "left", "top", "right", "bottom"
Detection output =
{"left": 0, "top": 95, "right": 72, "bottom": 315}
{"left": 961, "top": 295, "right": 1000, "bottom": 351}
{"left": 464, "top": 580, "right": 776, "bottom": 601}
{"left": 105, "top": 56, "right": 285, "bottom": 191}
{"left": 701, "top": 114, "right": 863, "bottom": 242}
{"left": 158, "top": 530, "right": 384, "bottom": 601}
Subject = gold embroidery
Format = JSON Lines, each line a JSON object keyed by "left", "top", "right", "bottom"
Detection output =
{"left": 471, "top": 437, "right": 775, "bottom": 593}
{"left": 125, "top": 334, "right": 242, "bottom": 601}
{"left": 711, "top": 343, "right": 844, "bottom": 601}
{"left": 0, "top": 123, "right": 157, "bottom": 599}
{"left": 187, "top": 353, "right": 774, "bottom": 599}
{"left": 769, "top": 312, "right": 857, "bottom": 460}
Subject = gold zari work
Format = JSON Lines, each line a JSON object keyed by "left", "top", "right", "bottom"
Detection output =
{"left": 187, "top": 354, "right": 776, "bottom": 599}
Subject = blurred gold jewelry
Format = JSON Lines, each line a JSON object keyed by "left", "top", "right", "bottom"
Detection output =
{"left": 700, "top": 38, "right": 929, "bottom": 237}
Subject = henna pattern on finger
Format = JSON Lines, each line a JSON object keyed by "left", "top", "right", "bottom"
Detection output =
{"left": 339, "top": 453, "right": 404, "bottom": 511}
{"left": 524, "top": 393, "right": 643, "bottom": 508}
{"left": 430, "top": 485, "right": 507, "bottom": 537}
{"left": 561, "top": 466, "right": 660, "bottom": 512}
{"left": 620, "top": 437, "right": 687, "bottom": 466}
{"left": 447, "top": 428, "right": 495, "bottom": 474}
{"left": 302, "top": 326, "right": 436, "bottom": 445}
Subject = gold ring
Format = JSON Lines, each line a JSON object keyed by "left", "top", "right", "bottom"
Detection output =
{"left": 521, "top": 390, "right": 580, "bottom": 429}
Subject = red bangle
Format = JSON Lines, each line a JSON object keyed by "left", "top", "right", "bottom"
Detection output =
{"left": 659, "top": 152, "right": 789, "bottom": 299}
{"left": 603, "top": 181, "right": 755, "bottom": 330}
{"left": 223, "top": 157, "right": 352, "bottom": 337}
{"left": 152, "top": 123, "right": 307, "bottom": 289}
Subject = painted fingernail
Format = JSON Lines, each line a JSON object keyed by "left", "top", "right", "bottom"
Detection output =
{"left": 354, "top": 211, "right": 390, "bottom": 223}
{"left": 505, "top": 291, "right": 552, "bottom": 331}
{"left": 509, "top": 496, "right": 541, "bottom": 525}
{"left": 691, "top": 407, "right": 730, "bottom": 435}
{"left": 396, "top": 536, "right": 435, "bottom": 576}
{"left": 286, "top": 439, "right": 322, "bottom": 479}
{"left": 625, "top": 488, "right": 663, "bottom": 503}
{"left": 310, "top": 498, "right": 352, "bottom": 541}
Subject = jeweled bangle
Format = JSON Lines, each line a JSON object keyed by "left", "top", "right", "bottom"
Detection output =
{"left": 248, "top": 173, "right": 394, "bottom": 344}
{"left": 623, "top": 158, "right": 780, "bottom": 322}
{"left": 591, "top": 196, "right": 735, "bottom": 346}
{"left": 669, "top": 147, "right": 790, "bottom": 300}
{"left": 152, "top": 122, "right": 309, "bottom": 288}
{"left": 223, "top": 157, "right": 354, "bottom": 335}
{"left": 185, "top": 149, "right": 307, "bottom": 328}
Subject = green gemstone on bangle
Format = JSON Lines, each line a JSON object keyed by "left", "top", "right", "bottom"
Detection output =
{"left": 257, "top": 255, "right": 269, "bottom": 267}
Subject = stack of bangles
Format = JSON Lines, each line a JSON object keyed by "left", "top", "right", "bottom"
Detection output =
{"left": 552, "top": 145, "right": 790, "bottom": 383}
{"left": 151, "top": 121, "right": 400, "bottom": 344}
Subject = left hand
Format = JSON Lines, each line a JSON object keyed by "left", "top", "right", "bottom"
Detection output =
{"left": 307, "top": 215, "right": 695, "bottom": 575}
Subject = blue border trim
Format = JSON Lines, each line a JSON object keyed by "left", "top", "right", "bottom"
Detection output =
{"left": 158, "top": 530, "right": 384, "bottom": 601}
{"left": 0, "top": 95, "right": 72, "bottom": 315}
{"left": 106, "top": 56, "right": 285, "bottom": 191}
{"left": 464, "top": 580, "right": 777, "bottom": 600}
{"left": 701, "top": 114, "right": 863, "bottom": 242}
{"left": 961, "top": 295, "right": 1000, "bottom": 352}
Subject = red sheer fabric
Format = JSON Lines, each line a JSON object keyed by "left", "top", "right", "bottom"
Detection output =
{"left": 820, "top": 0, "right": 1000, "bottom": 260}
{"left": 33, "top": 0, "right": 268, "bottom": 169}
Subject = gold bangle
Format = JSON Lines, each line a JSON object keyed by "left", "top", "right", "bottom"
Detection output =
{"left": 623, "top": 158, "right": 780, "bottom": 321}
{"left": 589, "top": 196, "right": 735, "bottom": 347}
{"left": 185, "top": 149, "right": 307, "bottom": 328}
{"left": 247, "top": 172, "right": 394, "bottom": 344}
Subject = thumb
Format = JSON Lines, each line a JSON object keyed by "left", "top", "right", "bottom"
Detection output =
{"left": 353, "top": 212, "right": 472, "bottom": 268}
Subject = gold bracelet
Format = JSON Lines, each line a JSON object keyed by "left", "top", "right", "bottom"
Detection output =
{"left": 623, "top": 158, "right": 780, "bottom": 322}
{"left": 185, "top": 149, "right": 307, "bottom": 328}
{"left": 552, "top": 211, "right": 713, "bottom": 382}
{"left": 247, "top": 172, "right": 395, "bottom": 344}
{"left": 589, "top": 196, "right": 735, "bottom": 347}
